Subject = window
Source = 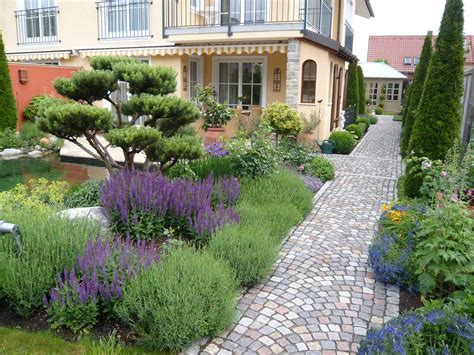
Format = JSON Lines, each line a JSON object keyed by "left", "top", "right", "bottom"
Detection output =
{"left": 368, "top": 82, "right": 378, "bottom": 105}
{"left": 301, "top": 60, "right": 317, "bottom": 103}
{"left": 404, "top": 57, "right": 412, "bottom": 65}
{"left": 189, "top": 57, "right": 203, "bottom": 99}
{"left": 215, "top": 58, "right": 265, "bottom": 110}
{"left": 98, "top": 0, "right": 150, "bottom": 39}
{"left": 307, "top": 0, "right": 333, "bottom": 37}
{"left": 414, "top": 57, "right": 420, "bottom": 65}
{"left": 16, "top": 0, "right": 58, "bottom": 43}
{"left": 386, "top": 82, "right": 400, "bottom": 101}
{"left": 244, "top": 0, "right": 265, "bottom": 23}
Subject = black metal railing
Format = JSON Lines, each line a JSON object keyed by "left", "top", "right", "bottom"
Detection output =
{"left": 97, "top": 1, "right": 151, "bottom": 40}
{"left": 163, "top": 0, "right": 332, "bottom": 37}
{"left": 344, "top": 21, "right": 354, "bottom": 52}
{"left": 344, "top": 105, "right": 357, "bottom": 128}
{"left": 15, "top": 6, "right": 59, "bottom": 44}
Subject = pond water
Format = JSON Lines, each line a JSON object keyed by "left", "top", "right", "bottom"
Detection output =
{"left": 0, "top": 155, "right": 107, "bottom": 192}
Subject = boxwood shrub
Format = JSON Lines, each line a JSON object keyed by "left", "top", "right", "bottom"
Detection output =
{"left": 308, "top": 156, "right": 335, "bottom": 182}
{"left": 329, "top": 131, "right": 355, "bottom": 155}
{"left": 345, "top": 124, "right": 364, "bottom": 140}
{"left": 375, "top": 107, "right": 383, "bottom": 115}
{"left": 115, "top": 247, "right": 236, "bottom": 352}
{"left": 356, "top": 117, "right": 371, "bottom": 132}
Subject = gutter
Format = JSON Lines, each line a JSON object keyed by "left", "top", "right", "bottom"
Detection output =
{"left": 365, "top": 0, "right": 375, "bottom": 17}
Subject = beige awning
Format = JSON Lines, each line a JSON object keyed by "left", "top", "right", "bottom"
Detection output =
{"left": 80, "top": 43, "right": 288, "bottom": 58}
{"left": 7, "top": 50, "right": 72, "bottom": 62}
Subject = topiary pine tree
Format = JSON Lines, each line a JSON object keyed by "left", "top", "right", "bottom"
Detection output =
{"left": 408, "top": 0, "right": 465, "bottom": 161}
{"left": 36, "top": 56, "right": 201, "bottom": 171}
{"left": 357, "top": 65, "right": 366, "bottom": 114}
{"left": 400, "top": 32, "right": 433, "bottom": 156}
{"left": 345, "top": 62, "right": 359, "bottom": 110}
{"left": 0, "top": 34, "right": 18, "bottom": 131}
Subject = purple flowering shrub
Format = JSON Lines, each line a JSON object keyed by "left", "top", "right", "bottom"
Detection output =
{"left": 44, "top": 237, "right": 158, "bottom": 333}
{"left": 358, "top": 306, "right": 474, "bottom": 354}
{"left": 205, "top": 143, "right": 228, "bottom": 158}
{"left": 300, "top": 175, "right": 324, "bottom": 193}
{"left": 100, "top": 169, "right": 240, "bottom": 241}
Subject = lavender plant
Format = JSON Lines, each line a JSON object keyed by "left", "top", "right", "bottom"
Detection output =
{"left": 44, "top": 237, "right": 158, "bottom": 333}
{"left": 205, "top": 143, "right": 228, "bottom": 157}
{"left": 300, "top": 175, "right": 324, "bottom": 193}
{"left": 100, "top": 169, "right": 240, "bottom": 241}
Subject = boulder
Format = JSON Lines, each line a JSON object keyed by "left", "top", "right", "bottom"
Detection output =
{"left": 27, "top": 150, "right": 43, "bottom": 158}
{"left": 1, "top": 148, "right": 23, "bottom": 158}
{"left": 58, "top": 207, "right": 110, "bottom": 231}
{"left": 39, "top": 137, "right": 50, "bottom": 146}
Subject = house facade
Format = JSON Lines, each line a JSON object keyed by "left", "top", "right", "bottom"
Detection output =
{"left": 359, "top": 62, "right": 406, "bottom": 114}
{"left": 368, "top": 34, "right": 474, "bottom": 83}
{"left": 1, "top": 0, "right": 374, "bottom": 140}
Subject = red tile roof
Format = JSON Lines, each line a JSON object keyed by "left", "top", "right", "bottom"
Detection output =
{"left": 368, "top": 35, "right": 474, "bottom": 74}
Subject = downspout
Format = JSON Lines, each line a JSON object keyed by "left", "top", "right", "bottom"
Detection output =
{"left": 337, "top": 0, "right": 342, "bottom": 42}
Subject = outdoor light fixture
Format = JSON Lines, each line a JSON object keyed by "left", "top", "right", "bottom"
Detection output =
{"left": 273, "top": 68, "right": 281, "bottom": 92}
{"left": 0, "top": 221, "right": 23, "bottom": 252}
{"left": 183, "top": 65, "right": 188, "bottom": 91}
{"left": 18, "top": 69, "right": 29, "bottom": 84}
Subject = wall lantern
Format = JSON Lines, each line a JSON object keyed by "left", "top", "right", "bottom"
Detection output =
{"left": 273, "top": 68, "right": 281, "bottom": 92}
{"left": 18, "top": 69, "right": 29, "bottom": 84}
{"left": 183, "top": 65, "right": 188, "bottom": 91}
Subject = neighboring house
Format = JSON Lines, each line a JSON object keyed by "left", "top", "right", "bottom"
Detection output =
{"left": 462, "top": 69, "right": 473, "bottom": 144}
{"left": 1, "top": 0, "right": 374, "bottom": 140}
{"left": 359, "top": 62, "right": 406, "bottom": 113}
{"left": 368, "top": 34, "right": 474, "bottom": 83}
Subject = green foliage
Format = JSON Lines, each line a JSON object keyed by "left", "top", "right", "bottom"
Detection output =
{"left": 0, "top": 34, "right": 18, "bottom": 130}
{"left": 301, "top": 110, "right": 321, "bottom": 134}
{"left": 329, "top": 131, "right": 355, "bottom": 155}
{"left": 113, "top": 62, "right": 177, "bottom": 96}
{"left": 209, "top": 169, "right": 313, "bottom": 286}
{"left": 308, "top": 156, "right": 335, "bottom": 182}
{"left": 47, "top": 297, "right": 99, "bottom": 334}
{"left": 261, "top": 102, "right": 304, "bottom": 137}
{"left": 403, "top": 157, "right": 436, "bottom": 199}
{"left": 358, "top": 122, "right": 367, "bottom": 133}
{"left": 64, "top": 180, "right": 103, "bottom": 208}
{"left": 226, "top": 130, "right": 280, "bottom": 178}
{"left": 359, "top": 114, "right": 378, "bottom": 124}
{"left": 414, "top": 204, "right": 474, "bottom": 298}
{"left": 357, "top": 66, "right": 366, "bottom": 114}
{"left": 196, "top": 85, "right": 235, "bottom": 130}
{"left": 277, "top": 138, "right": 312, "bottom": 168}
{"left": 400, "top": 33, "right": 433, "bottom": 156}
{"left": 375, "top": 107, "right": 383, "bottom": 115}
{"left": 188, "top": 157, "right": 234, "bottom": 179}
{"left": 115, "top": 248, "right": 236, "bottom": 351}
{"left": 146, "top": 135, "right": 204, "bottom": 171}
{"left": 19, "top": 121, "right": 45, "bottom": 147}
{"left": 345, "top": 63, "right": 359, "bottom": 109}
{"left": 54, "top": 71, "right": 117, "bottom": 104}
{"left": 356, "top": 117, "right": 371, "bottom": 132}
{"left": 0, "top": 128, "right": 20, "bottom": 150}
{"left": 23, "top": 95, "right": 49, "bottom": 122}
{"left": 409, "top": 0, "right": 465, "bottom": 160}
{"left": 89, "top": 55, "right": 140, "bottom": 71}
{"left": 0, "top": 210, "right": 98, "bottom": 317}
{"left": 345, "top": 124, "right": 363, "bottom": 140}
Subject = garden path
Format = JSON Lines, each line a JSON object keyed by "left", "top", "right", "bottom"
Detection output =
{"left": 195, "top": 116, "right": 403, "bottom": 355}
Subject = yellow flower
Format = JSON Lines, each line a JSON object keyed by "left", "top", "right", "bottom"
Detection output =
{"left": 381, "top": 204, "right": 390, "bottom": 211}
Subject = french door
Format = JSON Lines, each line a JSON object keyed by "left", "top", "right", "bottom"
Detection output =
{"left": 220, "top": 0, "right": 266, "bottom": 25}
{"left": 24, "top": 0, "right": 57, "bottom": 41}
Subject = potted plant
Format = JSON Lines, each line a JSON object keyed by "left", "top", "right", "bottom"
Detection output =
{"left": 196, "top": 85, "right": 235, "bottom": 144}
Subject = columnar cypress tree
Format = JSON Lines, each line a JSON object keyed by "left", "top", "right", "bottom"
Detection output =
{"left": 0, "top": 34, "right": 18, "bottom": 131}
{"left": 400, "top": 33, "right": 433, "bottom": 156}
{"left": 401, "top": 85, "right": 412, "bottom": 127}
{"left": 357, "top": 65, "right": 366, "bottom": 114}
{"left": 408, "top": 0, "right": 465, "bottom": 160}
{"left": 345, "top": 62, "right": 359, "bottom": 109}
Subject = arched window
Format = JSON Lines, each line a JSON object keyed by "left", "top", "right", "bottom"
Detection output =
{"left": 301, "top": 60, "right": 317, "bottom": 103}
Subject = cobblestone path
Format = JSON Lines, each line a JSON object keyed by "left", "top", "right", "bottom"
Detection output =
{"left": 198, "top": 116, "right": 403, "bottom": 355}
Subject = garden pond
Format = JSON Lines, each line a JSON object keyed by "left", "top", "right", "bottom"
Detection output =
{"left": 0, "top": 155, "right": 107, "bottom": 192}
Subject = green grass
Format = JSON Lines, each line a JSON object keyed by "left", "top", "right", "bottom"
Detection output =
{"left": 0, "top": 327, "right": 161, "bottom": 354}
{"left": 393, "top": 115, "right": 403, "bottom": 122}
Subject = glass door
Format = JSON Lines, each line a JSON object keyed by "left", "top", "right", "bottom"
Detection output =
{"left": 244, "top": 0, "right": 266, "bottom": 24}
{"left": 220, "top": 0, "right": 241, "bottom": 25}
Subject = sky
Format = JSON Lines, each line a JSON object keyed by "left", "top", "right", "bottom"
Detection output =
{"left": 354, "top": 0, "right": 474, "bottom": 61}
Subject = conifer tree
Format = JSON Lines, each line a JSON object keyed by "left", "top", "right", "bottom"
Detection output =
{"left": 400, "top": 32, "right": 433, "bottom": 156}
{"left": 345, "top": 63, "right": 359, "bottom": 109}
{"left": 0, "top": 34, "right": 18, "bottom": 131}
{"left": 357, "top": 65, "right": 366, "bottom": 114}
{"left": 408, "top": 0, "right": 465, "bottom": 160}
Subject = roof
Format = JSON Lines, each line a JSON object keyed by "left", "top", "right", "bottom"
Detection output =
{"left": 359, "top": 62, "right": 407, "bottom": 79}
{"left": 368, "top": 35, "right": 474, "bottom": 74}
{"left": 356, "top": 0, "right": 375, "bottom": 18}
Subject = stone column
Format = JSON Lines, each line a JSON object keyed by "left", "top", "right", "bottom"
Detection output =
{"left": 285, "top": 39, "right": 300, "bottom": 109}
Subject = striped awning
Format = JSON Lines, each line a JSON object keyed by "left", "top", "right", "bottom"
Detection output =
{"left": 7, "top": 50, "right": 72, "bottom": 62}
{"left": 80, "top": 43, "right": 288, "bottom": 58}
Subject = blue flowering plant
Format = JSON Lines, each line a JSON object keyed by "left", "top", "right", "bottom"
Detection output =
{"left": 359, "top": 305, "right": 474, "bottom": 355}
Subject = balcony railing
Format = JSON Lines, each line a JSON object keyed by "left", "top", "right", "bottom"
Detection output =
{"left": 97, "top": 1, "right": 151, "bottom": 40}
{"left": 344, "top": 21, "right": 354, "bottom": 52}
{"left": 15, "top": 6, "right": 59, "bottom": 45}
{"left": 163, "top": 0, "right": 333, "bottom": 38}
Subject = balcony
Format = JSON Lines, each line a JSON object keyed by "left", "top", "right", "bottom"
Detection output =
{"left": 163, "top": 0, "right": 333, "bottom": 38}
{"left": 15, "top": 6, "right": 59, "bottom": 45}
{"left": 97, "top": 1, "right": 151, "bottom": 40}
{"left": 344, "top": 21, "right": 354, "bottom": 52}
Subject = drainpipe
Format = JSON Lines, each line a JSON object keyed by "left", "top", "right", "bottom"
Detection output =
{"left": 0, "top": 221, "right": 23, "bottom": 253}
{"left": 337, "top": 0, "right": 342, "bottom": 42}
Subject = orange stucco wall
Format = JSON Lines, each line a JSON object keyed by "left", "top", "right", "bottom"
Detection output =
{"left": 8, "top": 63, "right": 81, "bottom": 130}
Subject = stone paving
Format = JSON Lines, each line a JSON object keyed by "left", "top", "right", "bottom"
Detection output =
{"left": 196, "top": 116, "right": 402, "bottom": 355}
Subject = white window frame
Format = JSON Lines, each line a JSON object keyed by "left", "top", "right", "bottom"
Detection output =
{"left": 385, "top": 82, "right": 400, "bottom": 101}
{"left": 17, "top": 0, "right": 58, "bottom": 43}
{"left": 403, "top": 57, "right": 412, "bottom": 65}
{"left": 368, "top": 82, "right": 378, "bottom": 105}
{"left": 414, "top": 57, "right": 420, "bottom": 65}
{"left": 104, "top": 0, "right": 150, "bottom": 38}
{"left": 217, "top": 0, "right": 270, "bottom": 24}
{"left": 212, "top": 56, "right": 267, "bottom": 108}
{"left": 189, "top": 56, "right": 204, "bottom": 99}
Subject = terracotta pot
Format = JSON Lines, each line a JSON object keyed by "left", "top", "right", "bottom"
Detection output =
{"left": 204, "top": 127, "right": 226, "bottom": 145}
{"left": 436, "top": 192, "right": 444, "bottom": 200}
